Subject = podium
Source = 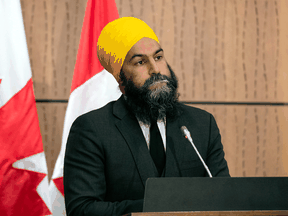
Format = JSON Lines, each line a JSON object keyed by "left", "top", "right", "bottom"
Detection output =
{"left": 129, "top": 177, "right": 288, "bottom": 216}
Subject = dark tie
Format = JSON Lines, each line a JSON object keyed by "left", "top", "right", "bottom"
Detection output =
{"left": 149, "top": 120, "right": 166, "bottom": 175}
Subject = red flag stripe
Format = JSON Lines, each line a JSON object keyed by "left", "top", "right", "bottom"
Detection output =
{"left": 70, "top": 0, "right": 119, "bottom": 93}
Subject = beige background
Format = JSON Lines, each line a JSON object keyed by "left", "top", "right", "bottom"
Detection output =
{"left": 20, "top": 0, "right": 288, "bottom": 180}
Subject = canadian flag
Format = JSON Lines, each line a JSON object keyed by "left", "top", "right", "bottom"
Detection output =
{"left": 49, "top": 0, "right": 121, "bottom": 214}
{"left": 0, "top": 0, "right": 51, "bottom": 215}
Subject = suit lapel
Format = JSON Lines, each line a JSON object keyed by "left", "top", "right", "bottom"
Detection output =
{"left": 113, "top": 96, "right": 158, "bottom": 187}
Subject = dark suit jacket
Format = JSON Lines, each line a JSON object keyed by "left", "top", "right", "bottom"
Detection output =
{"left": 64, "top": 95, "right": 230, "bottom": 216}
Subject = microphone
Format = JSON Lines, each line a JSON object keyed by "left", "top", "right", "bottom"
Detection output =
{"left": 180, "top": 126, "right": 212, "bottom": 178}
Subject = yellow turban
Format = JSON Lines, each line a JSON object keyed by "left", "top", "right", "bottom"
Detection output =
{"left": 97, "top": 17, "right": 159, "bottom": 81}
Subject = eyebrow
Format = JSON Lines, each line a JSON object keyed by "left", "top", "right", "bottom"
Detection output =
{"left": 129, "top": 48, "right": 163, "bottom": 62}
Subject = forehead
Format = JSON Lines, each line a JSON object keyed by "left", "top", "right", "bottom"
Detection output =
{"left": 126, "top": 37, "right": 161, "bottom": 58}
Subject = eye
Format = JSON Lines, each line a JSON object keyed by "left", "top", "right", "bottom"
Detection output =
{"left": 155, "top": 55, "right": 162, "bottom": 61}
{"left": 135, "top": 59, "right": 146, "bottom": 66}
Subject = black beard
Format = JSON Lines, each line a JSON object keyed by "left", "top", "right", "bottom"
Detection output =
{"left": 119, "top": 64, "right": 181, "bottom": 125}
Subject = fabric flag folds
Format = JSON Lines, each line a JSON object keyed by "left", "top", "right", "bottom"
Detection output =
{"left": 0, "top": 0, "right": 51, "bottom": 215}
{"left": 49, "top": 0, "right": 121, "bottom": 214}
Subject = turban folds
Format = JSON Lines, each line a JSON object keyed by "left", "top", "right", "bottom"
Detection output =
{"left": 97, "top": 17, "right": 159, "bottom": 81}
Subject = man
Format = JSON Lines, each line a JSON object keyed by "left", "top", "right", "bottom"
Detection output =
{"left": 64, "top": 17, "right": 229, "bottom": 216}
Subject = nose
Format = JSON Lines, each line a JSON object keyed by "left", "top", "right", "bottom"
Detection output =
{"left": 148, "top": 59, "right": 160, "bottom": 75}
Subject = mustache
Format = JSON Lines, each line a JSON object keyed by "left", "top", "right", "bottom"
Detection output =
{"left": 141, "top": 73, "right": 170, "bottom": 89}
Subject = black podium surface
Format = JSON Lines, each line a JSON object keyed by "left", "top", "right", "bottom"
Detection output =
{"left": 143, "top": 177, "right": 288, "bottom": 212}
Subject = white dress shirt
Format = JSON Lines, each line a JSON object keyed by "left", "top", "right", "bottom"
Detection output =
{"left": 137, "top": 118, "right": 166, "bottom": 151}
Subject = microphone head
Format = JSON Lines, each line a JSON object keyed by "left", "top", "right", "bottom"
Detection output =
{"left": 180, "top": 126, "right": 188, "bottom": 137}
{"left": 181, "top": 126, "right": 188, "bottom": 132}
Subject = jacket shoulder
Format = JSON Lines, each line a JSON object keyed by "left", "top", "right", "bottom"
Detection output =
{"left": 72, "top": 99, "right": 117, "bottom": 127}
